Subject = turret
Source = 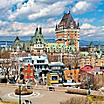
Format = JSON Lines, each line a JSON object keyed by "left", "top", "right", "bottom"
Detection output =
{"left": 35, "top": 27, "right": 38, "bottom": 36}
{"left": 55, "top": 24, "right": 58, "bottom": 31}
{"left": 39, "top": 27, "right": 42, "bottom": 34}
{"left": 77, "top": 22, "right": 80, "bottom": 29}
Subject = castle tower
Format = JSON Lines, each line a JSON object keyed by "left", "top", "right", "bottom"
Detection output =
{"left": 55, "top": 11, "right": 80, "bottom": 51}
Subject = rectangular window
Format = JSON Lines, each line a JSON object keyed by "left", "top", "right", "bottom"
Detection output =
{"left": 52, "top": 76, "right": 58, "bottom": 80}
{"left": 40, "top": 65, "right": 42, "bottom": 69}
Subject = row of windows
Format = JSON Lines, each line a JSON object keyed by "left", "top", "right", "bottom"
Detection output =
{"left": 47, "top": 49, "right": 75, "bottom": 53}
{"left": 34, "top": 65, "right": 48, "bottom": 69}
{"left": 100, "top": 67, "right": 104, "bottom": 69}
{"left": 37, "top": 60, "right": 45, "bottom": 63}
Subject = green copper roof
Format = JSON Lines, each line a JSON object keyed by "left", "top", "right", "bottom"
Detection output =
{"left": 46, "top": 43, "right": 76, "bottom": 53}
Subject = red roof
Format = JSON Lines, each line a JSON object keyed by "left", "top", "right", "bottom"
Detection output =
{"left": 80, "top": 65, "right": 94, "bottom": 72}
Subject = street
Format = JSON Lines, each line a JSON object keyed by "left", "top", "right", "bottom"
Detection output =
{"left": 0, "top": 84, "right": 86, "bottom": 104}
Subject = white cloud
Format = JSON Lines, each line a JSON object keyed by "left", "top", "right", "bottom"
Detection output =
{"left": 8, "top": 0, "right": 40, "bottom": 20}
{"left": 85, "top": 0, "right": 101, "bottom": 2}
{"left": 71, "top": 0, "right": 102, "bottom": 14}
{"left": 80, "top": 23, "right": 95, "bottom": 29}
{"left": 80, "top": 23, "right": 104, "bottom": 40}
{"left": 80, "top": 18, "right": 95, "bottom": 24}
{"left": 0, "top": 20, "right": 36, "bottom": 36}
{"left": 8, "top": 0, "right": 70, "bottom": 21}
{"left": 28, "top": 1, "right": 68, "bottom": 20}
{"left": 0, "top": 0, "right": 22, "bottom": 9}
{"left": 0, "top": 0, "right": 70, "bottom": 37}
{"left": 0, "top": 20, "right": 56, "bottom": 37}
{"left": 71, "top": 1, "right": 91, "bottom": 14}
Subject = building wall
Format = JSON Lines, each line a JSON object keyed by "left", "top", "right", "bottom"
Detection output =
{"left": 56, "top": 29, "right": 79, "bottom": 51}
{"left": 79, "top": 56, "right": 104, "bottom": 68}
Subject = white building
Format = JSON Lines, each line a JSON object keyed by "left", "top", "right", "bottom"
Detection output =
{"left": 18, "top": 54, "right": 49, "bottom": 79}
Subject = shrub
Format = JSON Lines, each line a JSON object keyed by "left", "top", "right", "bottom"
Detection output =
{"left": 66, "top": 88, "right": 88, "bottom": 95}
{"left": 60, "top": 95, "right": 104, "bottom": 104}
{"left": 60, "top": 96, "right": 89, "bottom": 104}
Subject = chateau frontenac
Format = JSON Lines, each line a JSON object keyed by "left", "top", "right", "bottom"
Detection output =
{"left": 55, "top": 11, "right": 79, "bottom": 51}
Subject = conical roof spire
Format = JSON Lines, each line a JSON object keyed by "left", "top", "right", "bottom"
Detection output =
{"left": 35, "top": 27, "right": 38, "bottom": 36}
{"left": 14, "top": 36, "right": 20, "bottom": 42}
{"left": 39, "top": 27, "right": 42, "bottom": 34}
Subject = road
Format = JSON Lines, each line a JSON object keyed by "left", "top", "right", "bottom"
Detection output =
{"left": 0, "top": 84, "right": 86, "bottom": 104}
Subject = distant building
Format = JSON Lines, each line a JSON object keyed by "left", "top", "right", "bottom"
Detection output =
{"left": 12, "top": 36, "right": 23, "bottom": 52}
{"left": 79, "top": 43, "right": 104, "bottom": 68}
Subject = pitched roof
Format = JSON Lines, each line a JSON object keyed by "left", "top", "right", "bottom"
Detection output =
{"left": 14, "top": 36, "right": 20, "bottom": 42}
{"left": 56, "top": 11, "right": 79, "bottom": 30}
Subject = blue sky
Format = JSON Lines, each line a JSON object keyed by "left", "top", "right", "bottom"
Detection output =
{"left": 0, "top": 0, "right": 104, "bottom": 41}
